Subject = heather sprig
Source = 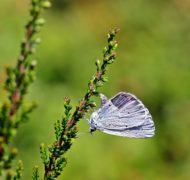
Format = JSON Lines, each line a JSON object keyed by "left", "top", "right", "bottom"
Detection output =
{"left": 0, "top": 0, "right": 51, "bottom": 176}
{"left": 6, "top": 160, "right": 23, "bottom": 180}
{"left": 37, "top": 28, "right": 119, "bottom": 180}
{"left": 32, "top": 166, "right": 40, "bottom": 180}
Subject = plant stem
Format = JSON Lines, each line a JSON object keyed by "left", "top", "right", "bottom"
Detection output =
{"left": 0, "top": 0, "right": 51, "bottom": 175}
{"left": 41, "top": 28, "right": 119, "bottom": 179}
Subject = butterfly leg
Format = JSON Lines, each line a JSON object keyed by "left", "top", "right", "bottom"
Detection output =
{"left": 100, "top": 93, "right": 108, "bottom": 106}
{"left": 83, "top": 114, "right": 90, "bottom": 124}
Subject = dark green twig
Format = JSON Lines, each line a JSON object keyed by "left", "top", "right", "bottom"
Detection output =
{"left": 32, "top": 166, "right": 40, "bottom": 180}
{"left": 0, "top": 0, "right": 51, "bottom": 176}
{"left": 37, "top": 28, "right": 119, "bottom": 180}
{"left": 6, "top": 160, "right": 23, "bottom": 180}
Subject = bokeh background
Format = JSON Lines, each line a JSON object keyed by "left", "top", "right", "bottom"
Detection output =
{"left": 1, "top": 0, "right": 190, "bottom": 179}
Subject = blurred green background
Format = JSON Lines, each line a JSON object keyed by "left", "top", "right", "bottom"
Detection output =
{"left": 1, "top": 0, "right": 190, "bottom": 179}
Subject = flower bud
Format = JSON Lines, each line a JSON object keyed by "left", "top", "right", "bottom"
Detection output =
{"left": 41, "top": 1, "right": 51, "bottom": 9}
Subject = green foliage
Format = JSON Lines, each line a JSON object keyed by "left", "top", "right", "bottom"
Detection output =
{"left": 0, "top": 0, "right": 51, "bottom": 177}
{"left": 40, "top": 144, "right": 49, "bottom": 167}
{"left": 37, "top": 28, "right": 119, "bottom": 179}
{"left": 32, "top": 166, "right": 40, "bottom": 180}
{"left": 6, "top": 160, "right": 23, "bottom": 180}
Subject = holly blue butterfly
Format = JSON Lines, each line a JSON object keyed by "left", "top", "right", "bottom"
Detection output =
{"left": 89, "top": 92, "right": 155, "bottom": 138}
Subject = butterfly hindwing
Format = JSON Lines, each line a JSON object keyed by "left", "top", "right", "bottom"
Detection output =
{"left": 96, "top": 92, "right": 155, "bottom": 138}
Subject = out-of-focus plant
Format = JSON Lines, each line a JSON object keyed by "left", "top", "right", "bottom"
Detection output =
{"left": 6, "top": 160, "right": 23, "bottom": 180}
{"left": 33, "top": 28, "right": 119, "bottom": 180}
{"left": 0, "top": 0, "right": 51, "bottom": 178}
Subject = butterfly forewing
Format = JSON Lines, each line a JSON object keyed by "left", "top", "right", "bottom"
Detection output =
{"left": 96, "top": 92, "right": 155, "bottom": 138}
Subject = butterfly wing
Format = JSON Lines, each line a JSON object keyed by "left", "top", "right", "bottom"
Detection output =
{"left": 96, "top": 92, "right": 155, "bottom": 138}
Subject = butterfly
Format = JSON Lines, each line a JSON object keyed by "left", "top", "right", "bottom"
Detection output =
{"left": 89, "top": 92, "right": 155, "bottom": 138}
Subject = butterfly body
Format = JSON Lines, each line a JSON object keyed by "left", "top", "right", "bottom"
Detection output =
{"left": 89, "top": 92, "right": 155, "bottom": 138}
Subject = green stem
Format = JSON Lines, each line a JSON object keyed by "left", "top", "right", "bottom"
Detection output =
{"left": 0, "top": 0, "right": 51, "bottom": 176}
{"left": 42, "top": 28, "right": 119, "bottom": 179}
